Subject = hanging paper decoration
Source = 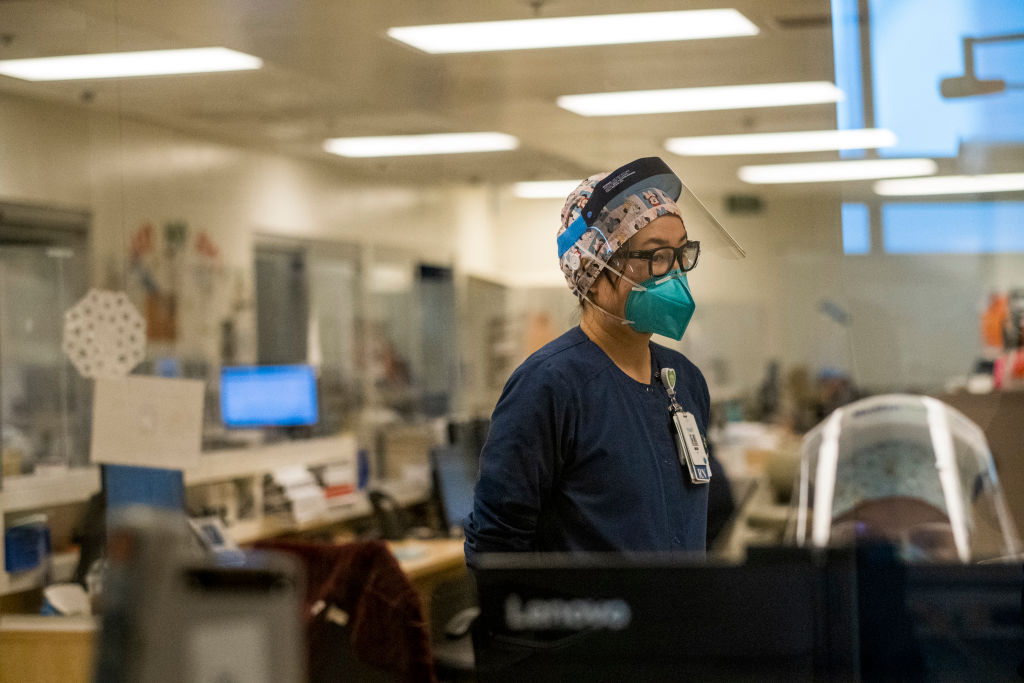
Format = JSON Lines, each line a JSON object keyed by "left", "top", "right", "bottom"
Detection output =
{"left": 62, "top": 289, "right": 146, "bottom": 379}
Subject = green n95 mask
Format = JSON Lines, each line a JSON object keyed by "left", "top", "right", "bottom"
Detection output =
{"left": 624, "top": 270, "right": 695, "bottom": 341}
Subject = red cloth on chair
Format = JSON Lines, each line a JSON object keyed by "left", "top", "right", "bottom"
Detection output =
{"left": 255, "top": 538, "right": 436, "bottom": 683}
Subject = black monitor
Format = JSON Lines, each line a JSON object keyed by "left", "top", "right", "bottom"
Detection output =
{"left": 853, "top": 546, "right": 1024, "bottom": 680}
{"left": 472, "top": 547, "right": 1024, "bottom": 682}
{"left": 431, "top": 444, "right": 479, "bottom": 535}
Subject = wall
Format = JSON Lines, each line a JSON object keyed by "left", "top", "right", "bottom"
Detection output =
{"left": 0, "top": 91, "right": 460, "bottom": 272}
{"left": 3, "top": 90, "right": 1023, "bottom": 413}
{"left": 1, "top": 92, "right": 470, "bottom": 370}
{"left": 486, "top": 185, "right": 1024, "bottom": 399}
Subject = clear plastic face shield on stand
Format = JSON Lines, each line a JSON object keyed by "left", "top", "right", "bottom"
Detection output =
{"left": 788, "top": 394, "right": 1022, "bottom": 563}
{"left": 557, "top": 157, "right": 746, "bottom": 305}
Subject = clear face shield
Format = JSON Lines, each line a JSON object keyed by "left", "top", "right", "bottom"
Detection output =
{"left": 673, "top": 179, "right": 746, "bottom": 261}
{"left": 557, "top": 157, "right": 745, "bottom": 303}
{"left": 787, "top": 394, "right": 1021, "bottom": 563}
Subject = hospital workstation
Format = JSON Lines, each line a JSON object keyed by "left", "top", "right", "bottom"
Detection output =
{"left": 0, "top": 1, "right": 1023, "bottom": 681}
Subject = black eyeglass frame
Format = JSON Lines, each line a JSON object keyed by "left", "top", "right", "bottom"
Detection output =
{"left": 624, "top": 241, "right": 701, "bottom": 278}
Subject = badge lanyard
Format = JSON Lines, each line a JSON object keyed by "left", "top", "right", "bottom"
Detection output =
{"left": 659, "top": 367, "right": 711, "bottom": 485}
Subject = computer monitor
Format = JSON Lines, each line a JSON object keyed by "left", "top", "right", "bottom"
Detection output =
{"left": 853, "top": 546, "right": 1024, "bottom": 680}
{"left": 472, "top": 547, "right": 1024, "bottom": 682}
{"left": 220, "top": 365, "right": 318, "bottom": 428}
{"left": 431, "top": 445, "right": 478, "bottom": 535}
{"left": 104, "top": 464, "right": 186, "bottom": 513}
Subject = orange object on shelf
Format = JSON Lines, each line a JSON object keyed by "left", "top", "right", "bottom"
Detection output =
{"left": 981, "top": 292, "right": 1009, "bottom": 349}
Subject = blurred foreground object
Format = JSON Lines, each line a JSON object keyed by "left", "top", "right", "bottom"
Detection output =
{"left": 472, "top": 546, "right": 1024, "bottom": 681}
{"left": 789, "top": 394, "right": 1021, "bottom": 563}
{"left": 93, "top": 507, "right": 304, "bottom": 683}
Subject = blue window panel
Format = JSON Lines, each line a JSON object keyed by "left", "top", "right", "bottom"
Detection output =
{"left": 882, "top": 202, "right": 1024, "bottom": 253}
{"left": 868, "top": 0, "right": 1024, "bottom": 158}
{"left": 831, "top": 0, "right": 865, "bottom": 158}
{"left": 842, "top": 203, "right": 871, "bottom": 254}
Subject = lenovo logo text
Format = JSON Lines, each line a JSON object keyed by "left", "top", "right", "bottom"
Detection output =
{"left": 504, "top": 594, "right": 632, "bottom": 631}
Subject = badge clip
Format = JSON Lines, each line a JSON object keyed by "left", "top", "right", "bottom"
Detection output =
{"left": 659, "top": 367, "right": 711, "bottom": 485}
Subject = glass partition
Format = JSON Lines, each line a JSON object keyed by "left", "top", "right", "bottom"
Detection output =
{"left": 0, "top": 209, "right": 90, "bottom": 477}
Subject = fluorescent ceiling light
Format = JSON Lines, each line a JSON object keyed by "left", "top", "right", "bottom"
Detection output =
{"left": 513, "top": 180, "right": 581, "bottom": 199}
{"left": 0, "top": 47, "right": 262, "bottom": 81}
{"left": 370, "top": 263, "right": 413, "bottom": 294}
{"left": 558, "top": 81, "right": 843, "bottom": 117}
{"left": 739, "top": 158, "right": 937, "bottom": 184}
{"left": 323, "top": 132, "right": 519, "bottom": 158}
{"left": 387, "top": 9, "right": 758, "bottom": 54}
{"left": 874, "top": 172, "right": 1024, "bottom": 196}
{"left": 666, "top": 128, "right": 896, "bottom": 156}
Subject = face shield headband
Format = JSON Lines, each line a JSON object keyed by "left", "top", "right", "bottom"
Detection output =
{"left": 557, "top": 157, "right": 682, "bottom": 263}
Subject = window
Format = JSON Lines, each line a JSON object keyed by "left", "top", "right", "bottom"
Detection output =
{"left": 882, "top": 202, "right": 1024, "bottom": 254}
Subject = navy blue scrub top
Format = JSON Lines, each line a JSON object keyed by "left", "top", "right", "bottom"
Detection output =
{"left": 464, "top": 326, "right": 711, "bottom": 566}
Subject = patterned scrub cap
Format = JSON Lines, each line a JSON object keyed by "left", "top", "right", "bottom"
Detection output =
{"left": 557, "top": 172, "right": 682, "bottom": 299}
{"left": 832, "top": 439, "right": 951, "bottom": 519}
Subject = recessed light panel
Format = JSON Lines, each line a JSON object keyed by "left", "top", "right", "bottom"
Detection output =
{"left": 558, "top": 82, "right": 843, "bottom": 117}
{"left": 739, "top": 158, "right": 937, "bottom": 184}
{"left": 874, "top": 173, "right": 1024, "bottom": 196}
{"left": 666, "top": 128, "right": 896, "bottom": 156}
{"left": 388, "top": 9, "right": 758, "bottom": 54}
{"left": 323, "top": 132, "right": 519, "bottom": 158}
{"left": 0, "top": 48, "right": 262, "bottom": 81}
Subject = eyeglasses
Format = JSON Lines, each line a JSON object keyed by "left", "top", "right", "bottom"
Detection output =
{"left": 625, "top": 241, "right": 700, "bottom": 278}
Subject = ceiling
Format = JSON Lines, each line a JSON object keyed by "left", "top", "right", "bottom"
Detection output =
{"left": 0, "top": 0, "right": 866, "bottom": 195}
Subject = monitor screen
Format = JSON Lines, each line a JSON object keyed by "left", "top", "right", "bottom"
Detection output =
{"left": 105, "top": 464, "right": 186, "bottom": 513}
{"left": 220, "top": 365, "right": 318, "bottom": 428}
{"left": 432, "top": 445, "right": 478, "bottom": 532}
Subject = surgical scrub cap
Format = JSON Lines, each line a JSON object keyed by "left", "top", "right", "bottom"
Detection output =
{"left": 557, "top": 172, "right": 682, "bottom": 300}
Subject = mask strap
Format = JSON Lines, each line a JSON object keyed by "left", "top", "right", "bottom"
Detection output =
{"left": 582, "top": 293, "right": 635, "bottom": 326}
{"left": 577, "top": 244, "right": 648, "bottom": 293}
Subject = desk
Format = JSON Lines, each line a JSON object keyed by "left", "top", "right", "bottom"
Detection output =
{"left": 0, "top": 615, "right": 97, "bottom": 683}
{"left": 389, "top": 537, "right": 468, "bottom": 616}
{"left": 0, "top": 539, "right": 467, "bottom": 682}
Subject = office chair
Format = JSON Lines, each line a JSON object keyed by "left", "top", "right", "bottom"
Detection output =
{"left": 254, "top": 538, "right": 437, "bottom": 682}
{"left": 429, "top": 573, "right": 479, "bottom": 682}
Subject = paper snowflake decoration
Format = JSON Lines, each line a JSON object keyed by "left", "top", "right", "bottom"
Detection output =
{"left": 62, "top": 289, "right": 146, "bottom": 379}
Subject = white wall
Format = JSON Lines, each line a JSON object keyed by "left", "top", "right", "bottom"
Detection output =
{"left": 0, "top": 94, "right": 93, "bottom": 207}
{"left": 0, "top": 92, "right": 460, "bottom": 273}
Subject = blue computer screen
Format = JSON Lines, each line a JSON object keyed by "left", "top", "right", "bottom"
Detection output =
{"left": 220, "top": 365, "right": 318, "bottom": 427}
{"left": 104, "top": 464, "right": 186, "bottom": 512}
{"left": 433, "top": 445, "right": 478, "bottom": 530}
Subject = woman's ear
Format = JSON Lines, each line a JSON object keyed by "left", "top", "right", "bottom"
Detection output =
{"left": 588, "top": 268, "right": 618, "bottom": 306}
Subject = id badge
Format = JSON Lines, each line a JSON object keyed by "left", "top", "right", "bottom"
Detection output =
{"left": 671, "top": 410, "right": 711, "bottom": 485}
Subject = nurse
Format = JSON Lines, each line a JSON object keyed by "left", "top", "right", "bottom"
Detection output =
{"left": 464, "top": 157, "right": 744, "bottom": 564}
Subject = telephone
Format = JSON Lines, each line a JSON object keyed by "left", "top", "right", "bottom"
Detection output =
{"left": 367, "top": 489, "right": 409, "bottom": 540}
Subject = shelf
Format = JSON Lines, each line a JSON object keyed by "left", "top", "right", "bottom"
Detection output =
{"left": 185, "top": 434, "right": 357, "bottom": 485}
{"left": 0, "top": 550, "right": 80, "bottom": 596}
{"left": 0, "top": 469, "right": 101, "bottom": 515}
{"left": 0, "top": 434, "right": 357, "bottom": 515}
{"left": 0, "top": 614, "right": 97, "bottom": 632}
{"left": 0, "top": 433, "right": 421, "bottom": 596}
{"left": 0, "top": 565, "right": 48, "bottom": 595}
{"left": 229, "top": 479, "right": 430, "bottom": 545}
